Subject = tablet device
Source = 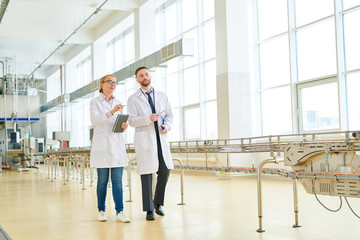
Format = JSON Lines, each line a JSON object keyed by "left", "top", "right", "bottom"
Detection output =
{"left": 112, "top": 114, "right": 129, "bottom": 133}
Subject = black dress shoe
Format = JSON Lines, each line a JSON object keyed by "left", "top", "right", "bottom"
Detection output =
{"left": 154, "top": 204, "right": 165, "bottom": 216}
{"left": 146, "top": 211, "right": 155, "bottom": 220}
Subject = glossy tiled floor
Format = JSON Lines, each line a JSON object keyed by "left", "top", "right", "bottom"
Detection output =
{"left": 0, "top": 167, "right": 359, "bottom": 240}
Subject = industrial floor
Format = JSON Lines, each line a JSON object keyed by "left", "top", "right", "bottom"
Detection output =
{"left": 0, "top": 167, "right": 359, "bottom": 240}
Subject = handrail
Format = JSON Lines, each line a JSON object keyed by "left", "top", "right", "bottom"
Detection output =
{"left": 172, "top": 158, "right": 185, "bottom": 205}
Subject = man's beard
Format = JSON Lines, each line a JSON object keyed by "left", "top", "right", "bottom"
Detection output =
{"left": 141, "top": 79, "right": 151, "bottom": 87}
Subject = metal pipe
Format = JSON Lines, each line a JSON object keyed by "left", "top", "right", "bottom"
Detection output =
{"left": 47, "top": 157, "right": 50, "bottom": 179}
{"left": 126, "top": 158, "right": 136, "bottom": 202}
{"left": 81, "top": 156, "right": 86, "bottom": 190}
{"left": 63, "top": 157, "right": 68, "bottom": 185}
{"left": 27, "top": 82, "right": 31, "bottom": 134}
{"left": 50, "top": 157, "right": 55, "bottom": 182}
{"left": 0, "top": 61, "right": 4, "bottom": 77}
{"left": 3, "top": 78, "right": 7, "bottom": 166}
{"left": 0, "top": 61, "right": 4, "bottom": 93}
{"left": 256, "top": 158, "right": 276, "bottom": 233}
{"left": 173, "top": 158, "right": 185, "bottom": 205}
{"left": 292, "top": 177, "right": 301, "bottom": 228}
{"left": 60, "top": 65, "right": 63, "bottom": 132}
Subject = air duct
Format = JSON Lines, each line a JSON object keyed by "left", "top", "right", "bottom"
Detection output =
{"left": 0, "top": 0, "right": 10, "bottom": 23}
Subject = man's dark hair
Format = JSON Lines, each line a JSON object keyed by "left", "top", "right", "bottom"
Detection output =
{"left": 135, "top": 66, "right": 148, "bottom": 77}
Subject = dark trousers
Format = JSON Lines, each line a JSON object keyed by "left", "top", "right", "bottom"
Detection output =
{"left": 140, "top": 128, "right": 170, "bottom": 211}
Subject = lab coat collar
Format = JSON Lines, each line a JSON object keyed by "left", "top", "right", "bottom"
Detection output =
{"left": 101, "top": 93, "right": 115, "bottom": 102}
{"left": 100, "top": 93, "right": 115, "bottom": 111}
{"left": 136, "top": 88, "right": 154, "bottom": 106}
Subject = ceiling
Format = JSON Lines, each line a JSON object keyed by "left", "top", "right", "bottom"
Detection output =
{"left": 0, "top": 0, "right": 146, "bottom": 79}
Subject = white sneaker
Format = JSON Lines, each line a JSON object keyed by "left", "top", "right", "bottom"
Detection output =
{"left": 116, "top": 212, "right": 130, "bottom": 223}
{"left": 98, "top": 211, "right": 107, "bottom": 222}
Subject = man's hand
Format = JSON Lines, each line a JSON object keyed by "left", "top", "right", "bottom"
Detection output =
{"left": 150, "top": 113, "right": 160, "bottom": 122}
{"left": 160, "top": 125, "right": 168, "bottom": 134}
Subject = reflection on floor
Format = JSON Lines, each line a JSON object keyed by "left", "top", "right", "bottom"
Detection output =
{"left": 0, "top": 168, "right": 359, "bottom": 240}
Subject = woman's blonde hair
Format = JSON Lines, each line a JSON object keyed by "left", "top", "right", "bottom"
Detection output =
{"left": 99, "top": 74, "right": 116, "bottom": 93}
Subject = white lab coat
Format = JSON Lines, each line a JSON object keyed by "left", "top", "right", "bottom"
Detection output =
{"left": 89, "top": 94, "right": 128, "bottom": 168}
{"left": 127, "top": 88, "right": 174, "bottom": 175}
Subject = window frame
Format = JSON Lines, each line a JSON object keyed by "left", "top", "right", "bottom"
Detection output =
{"left": 296, "top": 76, "right": 341, "bottom": 133}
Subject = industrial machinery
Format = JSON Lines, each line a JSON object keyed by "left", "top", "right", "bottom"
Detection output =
{"left": 52, "top": 131, "right": 71, "bottom": 149}
{"left": 0, "top": 62, "right": 42, "bottom": 171}
{"left": 284, "top": 139, "right": 360, "bottom": 198}
{"left": 46, "top": 130, "right": 360, "bottom": 232}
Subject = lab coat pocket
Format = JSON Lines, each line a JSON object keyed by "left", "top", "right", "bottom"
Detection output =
{"left": 91, "top": 133, "right": 106, "bottom": 150}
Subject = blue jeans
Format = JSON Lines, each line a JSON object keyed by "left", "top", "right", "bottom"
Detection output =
{"left": 97, "top": 167, "right": 124, "bottom": 214}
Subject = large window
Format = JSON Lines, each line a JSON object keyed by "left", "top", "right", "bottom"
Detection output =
{"left": 296, "top": 19, "right": 337, "bottom": 81}
{"left": 259, "top": 35, "right": 290, "bottom": 89}
{"left": 346, "top": 72, "right": 360, "bottom": 130}
{"left": 106, "top": 27, "right": 135, "bottom": 73}
{"left": 343, "top": 9, "right": 360, "bottom": 71}
{"left": 295, "top": 0, "right": 334, "bottom": 27}
{"left": 46, "top": 110, "right": 61, "bottom": 141}
{"left": 261, "top": 87, "right": 292, "bottom": 135}
{"left": 253, "top": 0, "right": 360, "bottom": 134}
{"left": 76, "top": 56, "right": 92, "bottom": 88}
{"left": 256, "top": 0, "right": 291, "bottom": 135}
{"left": 155, "top": 0, "right": 216, "bottom": 140}
{"left": 164, "top": 4, "right": 177, "bottom": 42}
{"left": 257, "top": 0, "right": 288, "bottom": 40}
{"left": 182, "top": 0, "right": 197, "bottom": 32}
{"left": 68, "top": 98, "right": 93, "bottom": 147}
{"left": 46, "top": 70, "right": 61, "bottom": 102}
{"left": 297, "top": 79, "right": 339, "bottom": 132}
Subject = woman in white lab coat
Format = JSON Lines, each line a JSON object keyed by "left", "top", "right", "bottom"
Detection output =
{"left": 90, "top": 74, "right": 130, "bottom": 223}
{"left": 127, "top": 66, "right": 174, "bottom": 220}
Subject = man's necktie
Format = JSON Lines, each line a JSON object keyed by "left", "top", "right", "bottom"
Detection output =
{"left": 146, "top": 92, "right": 156, "bottom": 113}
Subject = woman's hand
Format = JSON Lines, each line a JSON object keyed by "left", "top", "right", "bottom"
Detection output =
{"left": 111, "top": 104, "right": 124, "bottom": 115}
{"left": 121, "top": 122, "right": 128, "bottom": 130}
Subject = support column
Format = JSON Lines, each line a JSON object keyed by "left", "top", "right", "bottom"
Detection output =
{"left": 136, "top": 0, "right": 157, "bottom": 59}
{"left": 215, "top": 0, "right": 252, "bottom": 139}
{"left": 91, "top": 41, "right": 107, "bottom": 80}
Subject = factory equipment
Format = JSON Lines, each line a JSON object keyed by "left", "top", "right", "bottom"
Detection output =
{"left": 0, "top": 89, "right": 41, "bottom": 169}
{"left": 36, "top": 138, "right": 45, "bottom": 153}
{"left": 0, "top": 60, "right": 44, "bottom": 170}
{"left": 284, "top": 140, "right": 360, "bottom": 197}
{"left": 52, "top": 131, "right": 71, "bottom": 149}
{"left": 46, "top": 130, "right": 360, "bottom": 232}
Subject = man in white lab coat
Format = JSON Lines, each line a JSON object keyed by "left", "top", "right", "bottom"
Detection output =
{"left": 127, "top": 66, "right": 174, "bottom": 220}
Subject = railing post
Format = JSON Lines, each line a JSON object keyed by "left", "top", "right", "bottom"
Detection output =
{"left": 293, "top": 177, "right": 301, "bottom": 228}
{"left": 81, "top": 156, "right": 86, "bottom": 190}
{"left": 126, "top": 158, "right": 136, "bottom": 202}
{"left": 173, "top": 158, "right": 185, "bottom": 205}
{"left": 256, "top": 158, "right": 276, "bottom": 233}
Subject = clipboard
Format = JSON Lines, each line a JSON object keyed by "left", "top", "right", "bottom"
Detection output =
{"left": 112, "top": 114, "right": 129, "bottom": 133}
